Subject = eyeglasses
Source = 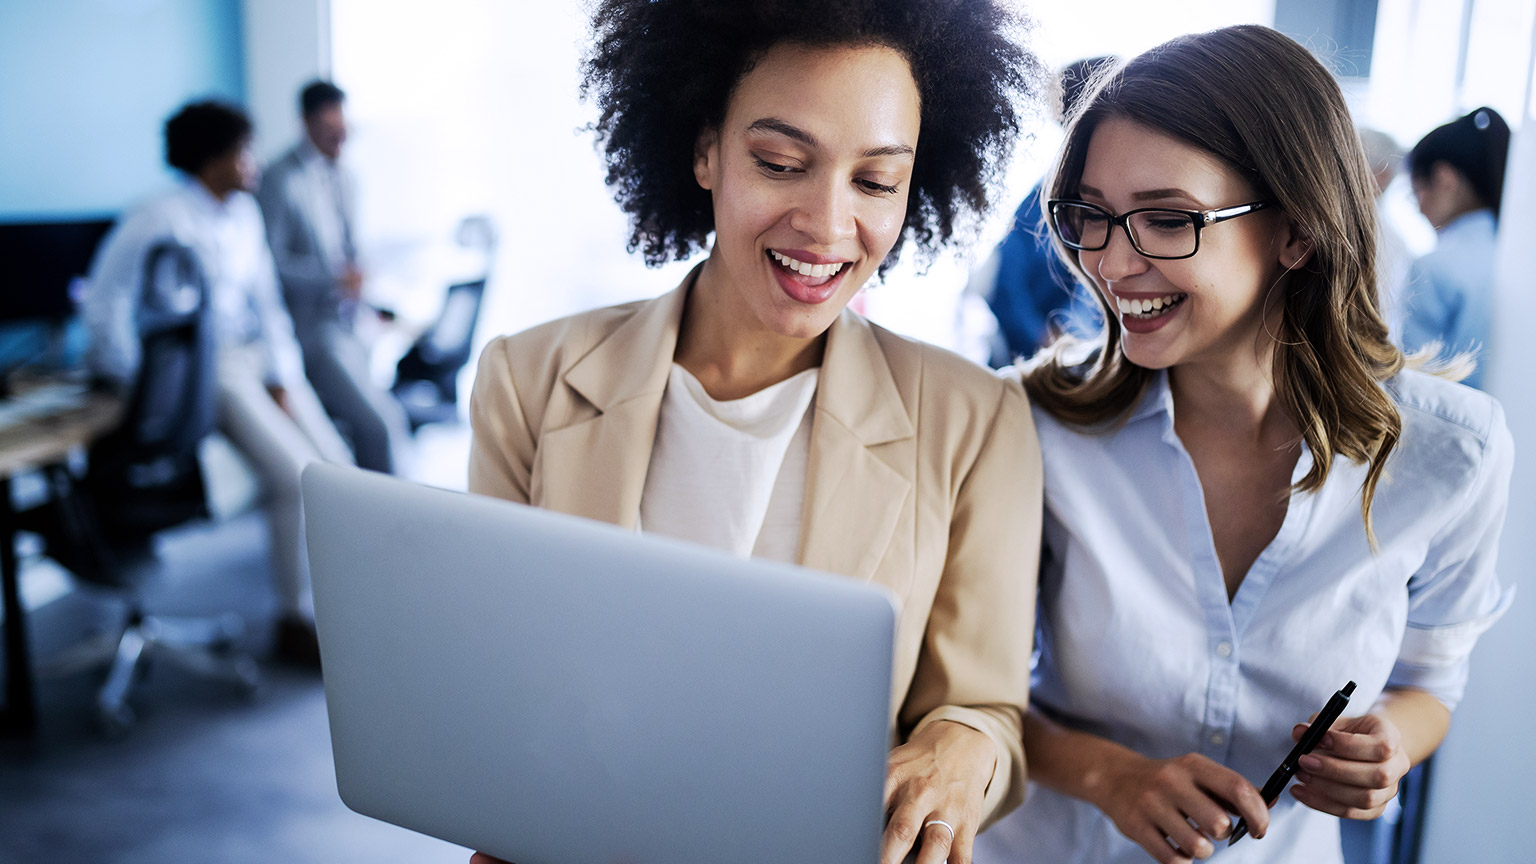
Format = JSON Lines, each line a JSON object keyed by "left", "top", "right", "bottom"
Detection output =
{"left": 1046, "top": 198, "right": 1272, "bottom": 260}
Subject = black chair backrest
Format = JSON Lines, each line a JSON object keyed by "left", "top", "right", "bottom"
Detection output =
{"left": 394, "top": 277, "right": 486, "bottom": 398}
{"left": 88, "top": 241, "right": 215, "bottom": 537}
{"left": 120, "top": 241, "right": 217, "bottom": 457}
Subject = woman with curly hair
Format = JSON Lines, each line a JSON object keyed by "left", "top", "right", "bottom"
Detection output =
{"left": 979, "top": 25, "right": 1513, "bottom": 864}
{"left": 467, "top": 1, "right": 1044, "bottom": 862}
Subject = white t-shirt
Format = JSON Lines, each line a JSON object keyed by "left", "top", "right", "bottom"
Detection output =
{"left": 639, "top": 363, "right": 818, "bottom": 562}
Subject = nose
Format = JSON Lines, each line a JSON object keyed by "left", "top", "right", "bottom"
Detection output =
{"left": 1091, "top": 222, "right": 1149, "bottom": 283}
{"left": 788, "top": 175, "right": 857, "bottom": 247}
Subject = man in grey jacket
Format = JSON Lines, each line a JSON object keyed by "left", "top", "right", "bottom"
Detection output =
{"left": 258, "top": 80, "right": 408, "bottom": 474}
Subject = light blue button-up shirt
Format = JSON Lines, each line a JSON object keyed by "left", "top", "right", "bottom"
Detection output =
{"left": 979, "top": 368, "right": 1513, "bottom": 864}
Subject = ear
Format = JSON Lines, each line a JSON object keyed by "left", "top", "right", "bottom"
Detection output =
{"left": 1277, "top": 217, "right": 1314, "bottom": 270}
{"left": 693, "top": 128, "right": 719, "bottom": 191}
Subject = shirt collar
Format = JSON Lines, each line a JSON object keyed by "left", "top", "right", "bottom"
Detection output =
{"left": 1439, "top": 207, "right": 1495, "bottom": 237}
{"left": 299, "top": 136, "right": 336, "bottom": 169}
{"left": 182, "top": 177, "right": 233, "bottom": 216}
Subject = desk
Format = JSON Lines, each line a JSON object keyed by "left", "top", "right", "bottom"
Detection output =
{"left": 0, "top": 383, "right": 121, "bottom": 736}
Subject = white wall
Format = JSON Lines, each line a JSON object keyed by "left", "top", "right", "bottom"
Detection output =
{"left": 1420, "top": 10, "right": 1536, "bottom": 859}
{"left": 240, "top": 0, "right": 329, "bottom": 164}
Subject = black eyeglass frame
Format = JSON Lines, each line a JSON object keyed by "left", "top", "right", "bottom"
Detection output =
{"left": 1046, "top": 198, "right": 1273, "bottom": 260}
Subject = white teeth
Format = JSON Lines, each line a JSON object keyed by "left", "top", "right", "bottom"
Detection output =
{"left": 771, "top": 250, "right": 844, "bottom": 277}
{"left": 1117, "top": 294, "right": 1183, "bottom": 317}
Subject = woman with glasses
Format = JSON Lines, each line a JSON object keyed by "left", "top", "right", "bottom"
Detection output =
{"left": 467, "top": 2, "right": 1045, "bottom": 863}
{"left": 978, "top": 25, "right": 1513, "bottom": 864}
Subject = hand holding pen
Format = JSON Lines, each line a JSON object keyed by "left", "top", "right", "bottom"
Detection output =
{"left": 1229, "top": 681, "right": 1355, "bottom": 846}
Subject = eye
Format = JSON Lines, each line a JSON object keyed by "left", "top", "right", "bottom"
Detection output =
{"left": 857, "top": 178, "right": 900, "bottom": 195}
{"left": 1143, "top": 215, "right": 1193, "bottom": 233}
{"left": 752, "top": 156, "right": 799, "bottom": 175}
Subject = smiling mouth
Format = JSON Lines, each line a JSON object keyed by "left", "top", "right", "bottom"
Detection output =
{"left": 1117, "top": 293, "right": 1186, "bottom": 319}
{"left": 769, "top": 250, "right": 847, "bottom": 283}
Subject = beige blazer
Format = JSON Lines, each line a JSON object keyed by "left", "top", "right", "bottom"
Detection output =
{"left": 467, "top": 276, "right": 1042, "bottom": 822}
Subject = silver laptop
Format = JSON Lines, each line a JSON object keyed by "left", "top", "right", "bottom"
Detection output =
{"left": 302, "top": 463, "right": 898, "bottom": 864}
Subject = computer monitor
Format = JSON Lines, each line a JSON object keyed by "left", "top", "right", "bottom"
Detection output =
{"left": 0, "top": 217, "right": 116, "bottom": 324}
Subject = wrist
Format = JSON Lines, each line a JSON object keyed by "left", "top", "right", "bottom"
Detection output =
{"left": 1078, "top": 743, "right": 1146, "bottom": 813}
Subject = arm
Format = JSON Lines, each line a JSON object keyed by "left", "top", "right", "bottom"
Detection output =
{"left": 257, "top": 164, "right": 338, "bottom": 308}
{"left": 1022, "top": 709, "right": 1270, "bottom": 864}
{"left": 1293, "top": 399, "right": 1513, "bottom": 819}
{"left": 249, "top": 214, "right": 309, "bottom": 389}
{"left": 81, "top": 219, "right": 147, "bottom": 390}
{"left": 881, "top": 380, "right": 1041, "bottom": 864}
{"left": 467, "top": 337, "right": 535, "bottom": 503}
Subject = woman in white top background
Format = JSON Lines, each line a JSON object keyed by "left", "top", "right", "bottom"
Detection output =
{"left": 466, "top": 2, "right": 1046, "bottom": 862}
{"left": 978, "top": 25, "right": 1514, "bottom": 864}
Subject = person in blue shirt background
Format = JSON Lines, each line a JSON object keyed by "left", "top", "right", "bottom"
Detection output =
{"left": 1400, "top": 107, "right": 1511, "bottom": 390}
{"left": 979, "top": 26, "right": 1513, "bottom": 864}
{"left": 970, "top": 55, "right": 1115, "bottom": 367}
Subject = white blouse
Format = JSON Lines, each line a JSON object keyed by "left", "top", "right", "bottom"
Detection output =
{"left": 639, "top": 364, "right": 818, "bottom": 562}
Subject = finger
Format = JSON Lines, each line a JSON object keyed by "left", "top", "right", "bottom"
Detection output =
{"left": 914, "top": 819, "right": 956, "bottom": 864}
{"left": 949, "top": 820, "right": 977, "bottom": 864}
{"left": 1297, "top": 751, "right": 1397, "bottom": 789}
{"left": 1290, "top": 782, "right": 1381, "bottom": 820}
{"left": 880, "top": 803, "right": 925, "bottom": 864}
{"left": 1123, "top": 820, "right": 1195, "bottom": 864}
{"left": 1175, "top": 790, "right": 1234, "bottom": 841}
{"left": 1294, "top": 772, "right": 1396, "bottom": 811}
{"left": 1314, "top": 728, "right": 1395, "bottom": 763}
{"left": 1193, "top": 765, "right": 1269, "bottom": 838}
{"left": 1151, "top": 804, "right": 1216, "bottom": 860}
{"left": 468, "top": 855, "right": 511, "bottom": 864}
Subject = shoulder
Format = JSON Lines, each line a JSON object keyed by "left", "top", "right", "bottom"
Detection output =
{"left": 1385, "top": 369, "right": 1512, "bottom": 487}
{"left": 1388, "top": 369, "right": 1504, "bottom": 445}
{"left": 259, "top": 150, "right": 306, "bottom": 193}
{"left": 866, "top": 317, "right": 1019, "bottom": 413}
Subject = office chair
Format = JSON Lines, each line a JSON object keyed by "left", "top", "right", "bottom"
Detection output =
{"left": 390, "top": 215, "right": 494, "bottom": 431}
{"left": 49, "top": 240, "right": 258, "bottom": 734}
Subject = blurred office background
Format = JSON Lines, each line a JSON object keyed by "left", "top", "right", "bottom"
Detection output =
{"left": 1, "top": 0, "right": 1532, "bottom": 862}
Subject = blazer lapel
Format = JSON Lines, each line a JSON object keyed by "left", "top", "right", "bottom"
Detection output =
{"left": 533, "top": 279, "right": 692, "bottom": 529}
{"left": 798, "top": 310, "right": 915, "bottom": 583}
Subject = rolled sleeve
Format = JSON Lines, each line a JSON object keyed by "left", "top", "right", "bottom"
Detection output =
{"left": 1387, "top": 401, "right": 1515, "bottom": 710}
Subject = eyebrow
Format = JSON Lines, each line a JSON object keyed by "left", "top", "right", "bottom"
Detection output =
{"left": 745, "top": 117, "right": 914, "bottom": 159}
{"left": 1078, "top": 183, "right": 1203, "bottom": 204}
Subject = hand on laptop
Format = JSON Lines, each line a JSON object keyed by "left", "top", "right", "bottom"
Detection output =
{"left": 881, "top": 720, "right": 996, "bottom": 864}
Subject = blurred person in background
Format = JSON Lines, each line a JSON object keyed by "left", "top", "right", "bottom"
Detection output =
{"left": 1400, "top": 106, "right": 1512, "bottom": 390}
{"left": 964, "top": 55, "right": 1116, "bottom": 367}
{"left": 1358, "top": 127, "right": 1410, "bottom": 343}
{"left": 84, "top": 100, "right": 353, "bottom": 666}
{"left": 260, "top": 80, "right": 409, "bottom": 473}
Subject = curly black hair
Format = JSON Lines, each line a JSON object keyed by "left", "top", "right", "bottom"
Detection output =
{"left": 164, "top": 100, "right": 252, "bottom": 175}
{"left": 582, "top": 0, "right": 1043, "bottom": 270}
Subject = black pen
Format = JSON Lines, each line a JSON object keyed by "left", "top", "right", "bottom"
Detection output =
{"left": 1229, "top": 680, "right": 1356, "bottom": 846}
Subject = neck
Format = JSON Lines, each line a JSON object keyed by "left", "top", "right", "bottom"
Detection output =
{"left": 1168, "top": 352, "right": 1295, "bottom": 447}
{"left": 674, "top": 255, "right": 826, "bottom": 401}
{"left": 196, "top": 175, "right": 232, "bottom": 203}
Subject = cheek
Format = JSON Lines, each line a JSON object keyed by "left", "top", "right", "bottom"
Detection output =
{"left": 859, "top": 201, "right": 906, "bottom": 257}
{"left": 713, "top": 177, "right": 784, "bottom": 244}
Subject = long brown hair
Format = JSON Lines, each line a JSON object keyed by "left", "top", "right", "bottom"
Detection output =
{"left": 1026, "top": 25, "right": 1404, "bottom": 545}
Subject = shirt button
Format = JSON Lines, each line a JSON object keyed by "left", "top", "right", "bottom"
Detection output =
{"left": 1210, "top": 732, "right": 1226, "bottom": 746}
{"left": 1216, "top": 641, "right": 1233, "bottom": 658}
